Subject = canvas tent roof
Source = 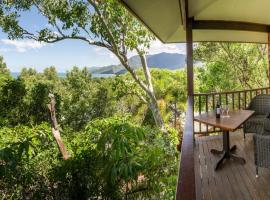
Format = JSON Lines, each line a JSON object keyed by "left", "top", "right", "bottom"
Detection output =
{"left": 120, "top": 0, "right": 270, "bottom": 43}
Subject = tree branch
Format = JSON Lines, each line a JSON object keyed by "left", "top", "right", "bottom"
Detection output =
{"left": 125, "top": 91, "right": 148, "bottom": 104}
{"left": 115, "top": 53, "right": 151, "bottom": 95}
{"left": 135, "top": 47, "right": 154, "bottom": 92}
{"left": 87, "top": 0, "right": 121, "bottom": 56}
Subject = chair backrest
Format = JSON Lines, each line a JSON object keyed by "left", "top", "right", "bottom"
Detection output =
{"left": 249, "top": 94, "right": 270, "bottom": 115}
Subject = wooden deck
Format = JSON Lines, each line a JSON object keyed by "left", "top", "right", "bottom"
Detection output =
{"left": 195, "top": 130, "right": 270, "bottom": 200}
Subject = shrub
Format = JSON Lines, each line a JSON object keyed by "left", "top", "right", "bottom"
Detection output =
{"left": 0, "top": 117, "right": 178, "bottom": 199}
{"left": 0, "top": 123, "right": 59, "bottom": 199}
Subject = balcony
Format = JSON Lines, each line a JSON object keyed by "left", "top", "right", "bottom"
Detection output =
{"left": 178, "top": 87, "right": 270, "bottom": 200}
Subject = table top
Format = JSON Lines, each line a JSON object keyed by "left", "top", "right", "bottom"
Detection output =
{"left": 194, "top": 110, "right": 255, "bottom": 131}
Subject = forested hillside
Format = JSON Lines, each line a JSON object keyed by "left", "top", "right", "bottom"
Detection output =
{"left": 88, "top": 52, "right": 186, "bottom": 75}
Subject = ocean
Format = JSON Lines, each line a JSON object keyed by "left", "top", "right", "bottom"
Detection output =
{"left": 11, "top": 72, "right": 115, "bottom": 78}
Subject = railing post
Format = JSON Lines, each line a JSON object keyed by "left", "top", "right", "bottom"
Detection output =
{"left": 176, "top": 0, "right": 196, "bottom": 196}
{"left": 268, "top": 32, "right": 270, "bottom": 87}
{"left": 186, "top": 25, "right": 194, "bottom": 95}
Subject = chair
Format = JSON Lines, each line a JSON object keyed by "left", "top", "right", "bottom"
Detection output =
{"left": 243, "top": 94, "right": 270, "bottom": 138}
{"left": 253, "top": 117, "right": 270, "bottom": 177}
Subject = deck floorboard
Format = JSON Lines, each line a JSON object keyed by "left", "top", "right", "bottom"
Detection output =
{"left": 195, "top": 130, "right": 270, "bottom": 200}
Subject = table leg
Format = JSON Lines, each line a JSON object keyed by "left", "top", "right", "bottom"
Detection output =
{"left": 210, "top": 149, "right": 223, "bottom": 155}
{"left": 215, "top": 152, "right": 226, "bottom": 170}
{"left": 223, "top": 130, "right": 230, "bottom": 155}
{"left": 230, "top": 145, "right": 237, "bottom": 153}
{"left": 210, "top": 131, "right": 245, "bottom": 170}
{"left": 230, "top": 154, "right": 246, "bottom": 164}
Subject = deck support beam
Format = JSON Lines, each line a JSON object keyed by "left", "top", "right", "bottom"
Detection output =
{"left": 192, "top": 20, "right": 270, "bottom": 32}
{"left": 268, "top": 33, "right": 270, "bottom": 87}
{"left": 187, "top": 18, "right": 194, "bottom": 96}
{"left": 176, "top": 0, "right": 196, "bottom": 198}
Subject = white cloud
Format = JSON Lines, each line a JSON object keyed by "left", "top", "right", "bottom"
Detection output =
{"left": 0, "top": 48, "right": 12, "bottom": 53}
{"left": 128, "top": 40, "right": 186, "bottom": 58}
{"left": 148, "top": 40, "right": 186, "bottom": 55}
{"left": 1, "top": 39, "right": 47, "bottom": 53}
{"left": 93, "top": 47, "right": 118, "bottom": 62}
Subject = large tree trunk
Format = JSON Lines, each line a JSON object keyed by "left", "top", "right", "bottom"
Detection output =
{"left": 149, "top": 99, "right": 165, "bottom": 130}
{"left": 116, "top": 50, "right": 165, "bottom": 130}
{"left": 138, "top": 53, "right": 165, "bottom": 130}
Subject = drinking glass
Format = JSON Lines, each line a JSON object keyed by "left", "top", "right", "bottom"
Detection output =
{"left": 220, "top": 104, "right": 224, "bottom": 118}
{"left": 225, "top": 104, "right": 230, "bottom": 117}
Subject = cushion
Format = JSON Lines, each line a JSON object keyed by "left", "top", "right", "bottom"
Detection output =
{"left": 244, "top": 115, "right": 266, "bottom": 134}
{"left": 250, "top": 94, "right": 270, "bottom": 115}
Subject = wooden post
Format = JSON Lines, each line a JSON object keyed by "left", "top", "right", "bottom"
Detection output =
{"left": 187, "top": 19, "right": 194, "bottom": 96}
{"left": 268, "top": 33, "right": 270, "bottom": 87}
{"left": 176, "top": 0, "right": 196, "bottom": 198}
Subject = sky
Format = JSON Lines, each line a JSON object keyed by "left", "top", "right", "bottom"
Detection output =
{"left": 0, "top": 8, "right": 186, "bottom": 73}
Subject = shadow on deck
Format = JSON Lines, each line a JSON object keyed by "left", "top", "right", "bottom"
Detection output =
{"left": 195, "top": 130, "right": 270, "bottom": 200}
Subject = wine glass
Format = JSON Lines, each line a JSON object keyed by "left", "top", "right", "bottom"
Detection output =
{"left": 220, "top": 104, "right": 224, "bottom": 118}
{"left": 225, "top": 104, "right": 230, "bottom": 117}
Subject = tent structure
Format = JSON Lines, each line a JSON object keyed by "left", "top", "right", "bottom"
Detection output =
{"left": 120, "top": 0, "right": 270, "bottom": 43}
{"left": 119, "top": 1, "right": 270, "bottom": 200}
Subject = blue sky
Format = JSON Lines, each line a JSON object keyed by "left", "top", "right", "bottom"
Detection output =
{"left": 0, "top": 8, "right": 186, "bottom": 72}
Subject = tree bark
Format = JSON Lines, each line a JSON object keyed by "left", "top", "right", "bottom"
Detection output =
{"left": 149, "top": 100, "right": 165, "bottom": 130}
{"left": 174, "top": 101, "right": 177, "bottom": 128}
{"left": 137, "top": 51, "right": 165, "bottom": 130}
{"left": 48, "top": 93, "right": 70, "bottom": 160}
{"left": 112, "top": 47, "right": 165, "bottom": 130}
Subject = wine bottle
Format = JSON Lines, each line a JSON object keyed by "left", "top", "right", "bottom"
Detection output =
{"left": 216, "top": 101, "right": 221, "bottom": 119}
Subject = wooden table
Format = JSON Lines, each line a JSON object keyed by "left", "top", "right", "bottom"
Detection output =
{"left": 194, "top": 110, "right": 255, "bottom": 170}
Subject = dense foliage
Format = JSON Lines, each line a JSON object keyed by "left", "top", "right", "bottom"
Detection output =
{"left": 194, "top": 42, "right": 268, "bottom": 92}
{"left": 0, "top": 119, "right": 178, "bottom": 200}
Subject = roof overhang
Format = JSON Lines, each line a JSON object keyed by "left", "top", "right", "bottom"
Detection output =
{"left": 120, "top": 0, "right": 270, "bottom": 43}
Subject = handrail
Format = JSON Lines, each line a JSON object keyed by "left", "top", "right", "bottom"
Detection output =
{"left": 193, "top": 87, "right": 270, "bottom": 134}
{"left": 194, "top": 87, "right": 270, "bottom": 96}
{"left": 176, "top": 96, "right": 196, "bottom": 200}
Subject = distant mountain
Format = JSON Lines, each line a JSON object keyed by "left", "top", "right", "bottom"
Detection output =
{"left": 147, "top": 53, "right": 186, "bottom": 70}
{"left": 88, "top": 52, "right": 186, "bottom": 75}
{"left": 11, "top": 53, "right": 186, "bottom": 79}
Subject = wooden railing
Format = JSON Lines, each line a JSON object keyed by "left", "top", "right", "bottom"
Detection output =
{"left": 176, "top": 96, "right": 196, "bottom": 200}
{"left": 193, "top": 87, "right": 270, "bottom": 134}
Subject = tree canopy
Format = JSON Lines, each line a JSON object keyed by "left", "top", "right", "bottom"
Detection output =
{"left": 194, "top": 42, "right": 268, "bottom": 92}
